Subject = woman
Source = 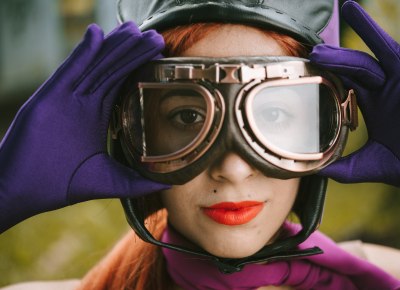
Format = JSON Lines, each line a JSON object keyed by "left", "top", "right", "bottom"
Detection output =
{"left": 1, "top": 0, "right": 400, "bottom": 289}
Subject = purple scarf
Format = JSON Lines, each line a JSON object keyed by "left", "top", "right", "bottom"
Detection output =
{"left": 161, "top": 223, "right": 400, "bottom": 290}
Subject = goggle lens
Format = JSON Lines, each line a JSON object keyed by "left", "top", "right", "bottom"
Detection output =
{"left": 142, "top": 88, "right": 208, "bottom": 156}
{"left": 248, "top": 83, "right": 338, "bottom": 156}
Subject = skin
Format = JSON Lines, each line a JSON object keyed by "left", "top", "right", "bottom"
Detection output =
{"left": 161, "top": 24, "right": 400, "bottom": 290}
{"left": 251, "top": 85, "right": 322, "bottom": 153}
{"left": 161, "top": 24, "right": 300, "bottom": 259}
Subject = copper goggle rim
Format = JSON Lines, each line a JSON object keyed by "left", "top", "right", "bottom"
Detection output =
{"left": 137, "top": 82, "right": 225, "bottom": 170}
{"left": 236, "top": 76, "right": 344, "bottom": 172}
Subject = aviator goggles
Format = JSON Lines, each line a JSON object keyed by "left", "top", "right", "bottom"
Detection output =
{"left": 116, "top": 56, "right": 357, "bottom": 184}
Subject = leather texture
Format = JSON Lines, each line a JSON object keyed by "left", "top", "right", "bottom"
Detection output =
{"left": 117, "top": 0, "right": 335, "bottom": 45}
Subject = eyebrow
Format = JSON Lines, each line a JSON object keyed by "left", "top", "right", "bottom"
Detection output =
{"left": 159, "top": 92, "right": 205, "bottom": 108}
{"left": 161, "top": 89, "right": 203, "bottom": 100}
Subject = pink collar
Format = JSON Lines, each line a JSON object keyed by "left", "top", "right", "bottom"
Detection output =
{"left": 161, "top": 223, "right": 400, "bottom": 290}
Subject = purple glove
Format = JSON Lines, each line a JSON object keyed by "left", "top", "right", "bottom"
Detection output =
{"left": 309, "top": 1, "right": 400, "bottom": 187}
{"left": 0, "top": 22, "right": 168, "bottom": 233}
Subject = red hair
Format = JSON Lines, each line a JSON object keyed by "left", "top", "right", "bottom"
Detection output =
{"left": 78, "top": 210, "right": 172, "bottom": 290}
{"left": 77, "top": 23, "right": 307, "bottom": 290}
{"left": 162, "top": 23, "right": 309, "bottom": 57}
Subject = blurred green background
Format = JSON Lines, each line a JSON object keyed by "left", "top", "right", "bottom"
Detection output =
{"left": 1, "top": 0, "right": 400, "bottom": 287}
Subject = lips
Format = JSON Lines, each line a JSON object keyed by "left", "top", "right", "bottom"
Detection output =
{"left": 202, "top": 201, "right": 264, "bottom": 226}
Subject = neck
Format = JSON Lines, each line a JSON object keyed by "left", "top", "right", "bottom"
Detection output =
{"left": 160, "top": 223, "right": 399, "bottom": 289}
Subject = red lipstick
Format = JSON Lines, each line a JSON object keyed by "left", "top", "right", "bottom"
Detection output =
{"left": 202, "top": 201, "right": 264, "bottom": 226}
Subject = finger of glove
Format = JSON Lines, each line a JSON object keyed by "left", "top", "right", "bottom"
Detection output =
{"left": 91, "top": 29, "right": 164, "bottom": 95}
{"left": 86, "top": 46, "right": 163, "bottom": 126}
{"left": 67, "top": 153, "right": 170, "bottom": 204}
{"left": 342, "top": 1, "right": 400, "bottom": 72}
{"left": 76, "top": 24, "right": 164, "bottom": 94}
{"left": 59, "top": 24, "right": 104, "bottom": 80}
{"left": 318, "top": 141, "right": 400, "bottom": 187}
{"left": 74, "top": 21, "right": 141, "bottom": 92}
{"left": 90, "top": 39, "right": 163, "bottom": 106}
{"left": 309, "top": 44, "right": 385, "bottom": 89}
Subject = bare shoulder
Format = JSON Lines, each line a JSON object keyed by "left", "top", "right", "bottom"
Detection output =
{"left": 339, "top": 240, "right": 400, "bottom": 279}
{"left": 0, "top": 280, "right": 80, "bottom": 290}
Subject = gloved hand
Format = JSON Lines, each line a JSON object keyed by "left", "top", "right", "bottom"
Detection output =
{"left": 0, "top": 22, "right": 168, "bottom": 233}
{"left": 309, "top": 1, "right": 400, "bottom": 187}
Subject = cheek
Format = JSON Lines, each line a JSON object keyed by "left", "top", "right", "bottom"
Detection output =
{"left": 160, "top": 183, "right": 200, "bottom": 229}
{"left": 161, "top": 187, "right": 185, "bottom": 220}
{"left": 262, "top": 179, "right": 298, "bottom": 229}
{"left": 272, "top": 179, "right": 299, "bottom": 213}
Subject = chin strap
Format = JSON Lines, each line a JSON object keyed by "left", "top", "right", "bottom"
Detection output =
{"left": 121, "top": 195, "right": 322, "bottom": 274}
{"left": 121, "top": 175, "right": 328, "bottom": 273}
{"left": 161, "top": 223, "right": 400, "bottom": 290}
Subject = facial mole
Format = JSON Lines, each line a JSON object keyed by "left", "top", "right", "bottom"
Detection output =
{"left": 213, "top": 189, "right": 217, "bottom": 193}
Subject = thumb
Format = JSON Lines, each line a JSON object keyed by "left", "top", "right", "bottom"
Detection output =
{"left": 67, "top": 153, "right": 170, "bottom": 204}
{"left": 318, "top": 141, "right": 400, "bottom": 186}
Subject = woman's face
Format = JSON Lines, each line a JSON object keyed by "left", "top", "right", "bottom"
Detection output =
{"left": 161, "top": 25, "right": 300, "bottom": 258}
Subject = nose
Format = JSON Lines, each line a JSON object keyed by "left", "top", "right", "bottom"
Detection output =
{"left": 209, "top": 152, "right": 257, "bottom": 184}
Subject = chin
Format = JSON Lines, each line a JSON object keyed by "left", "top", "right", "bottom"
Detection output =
{"left": 206, "top": 245, "right": 262, "bottom": 259}
{"left": 199, "top": 235, "right": 266, "bottom": 259}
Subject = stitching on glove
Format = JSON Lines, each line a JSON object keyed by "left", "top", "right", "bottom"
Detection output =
{"left": 66, "top": 151, "right": 106, "bottom": 205}
{"left": 73, "top": 34, "right": 135, "bottom": 92}
{"left": 90, "top": 44, "right": 160, "bottom": 95}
